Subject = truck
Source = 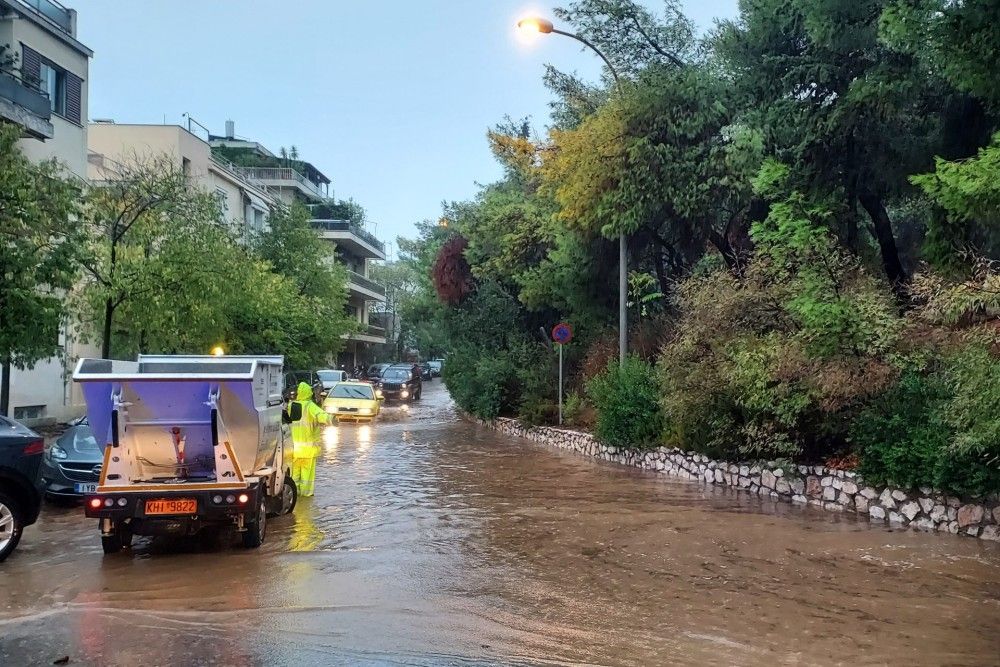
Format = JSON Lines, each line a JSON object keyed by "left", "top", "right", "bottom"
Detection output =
{"left": 73, "top": 354, "right": 297, "bottom": 554}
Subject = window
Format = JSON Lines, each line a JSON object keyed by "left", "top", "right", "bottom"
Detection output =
{"left": 39, "top": 62, "right": 65, "bottom": 115}
{"left": 214, "top": 188, "right": 228, "bottom": 216}
{"left": 14, "top": 405, "right": 46, "bottom": 421}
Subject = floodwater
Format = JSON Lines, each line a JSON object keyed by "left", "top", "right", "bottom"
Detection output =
{"left": 2, "top": 383, "right": 998, "bottom": 666}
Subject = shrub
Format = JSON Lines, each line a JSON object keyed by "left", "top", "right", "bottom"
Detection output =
{"left": 852, "top": 363, "right": 1000, "bottom": 497}
{"left": 587, "top": 356, "right": 664, "bottom": 448}
{"left": 562, "top": 390, "right": 586, "bottom": 425}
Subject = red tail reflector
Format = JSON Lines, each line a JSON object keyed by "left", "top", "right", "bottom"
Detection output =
{"left": 237, "top": 493, "right": 249, "bottom": 504}
{"left": 23, "top": 439, "right": 44, "bottom": 456}
{"left": 89, "top": 498, "right": 102, "bottom": 509}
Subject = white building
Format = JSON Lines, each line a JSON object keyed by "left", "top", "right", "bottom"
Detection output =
{"left": 0, "top": 0, "right": 91, "bottom": 423}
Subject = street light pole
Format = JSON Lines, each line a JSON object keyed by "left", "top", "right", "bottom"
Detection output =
{"left": 517, "top": 18, "right": 628, "bottom": 367}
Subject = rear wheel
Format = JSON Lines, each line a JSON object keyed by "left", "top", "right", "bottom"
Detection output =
{"left": 280, "top": 476, "right": 297, "bottom": 515}
{"left": 101, "top": 532, "right": 123, "bottom": 555}
{"left": 241, "top": 496, "right": 267, "bottom": 549}
{"left": 0, "top": 491, "right": 24, "bottom": 563}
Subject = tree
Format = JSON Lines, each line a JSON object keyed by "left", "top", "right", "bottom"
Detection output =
{"left": 77, "top": 154, "right": 221, "bottom": 358}
{"left": 0, "top": 125, "right": 82, "bottom": 415}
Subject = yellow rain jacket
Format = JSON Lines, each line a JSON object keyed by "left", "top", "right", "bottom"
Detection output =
{"left": 287, "top": 382, "right": 330, "bottom": 459}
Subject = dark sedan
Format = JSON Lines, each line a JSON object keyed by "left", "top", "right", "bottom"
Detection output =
{"left": 0, "top": 415, "right": 44, "bottom": 562}
{"left": 38, "top": 416, "right": 102, "bottom": 500}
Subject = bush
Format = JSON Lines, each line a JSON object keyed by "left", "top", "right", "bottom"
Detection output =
{"left": 852, "top": 363, "right": 1000, "bottom": 497}
{"left": 562, "top": 390, "right": 586, "bottom": 426}
{"left": 587, "top": 356, "right": 664, "bottom": 448}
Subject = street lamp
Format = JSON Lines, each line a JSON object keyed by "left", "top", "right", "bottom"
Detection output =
{"left": 516, "top": 17, "right": 628, "bottom": 367}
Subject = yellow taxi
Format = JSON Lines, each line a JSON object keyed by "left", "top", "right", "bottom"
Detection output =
{"left": 322, "top": 381, "right": 382, "bottom": 422}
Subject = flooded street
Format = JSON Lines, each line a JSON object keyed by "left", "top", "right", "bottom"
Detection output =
{"left": 2, "top": 382, "right": 998, "bottom": 666}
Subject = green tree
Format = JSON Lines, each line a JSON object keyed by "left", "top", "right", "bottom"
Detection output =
{"left": 0, "top": 125, "right": 82, "bottom": 415}
{"left": 77, "top": 154, "right": 221, "bottom": 358}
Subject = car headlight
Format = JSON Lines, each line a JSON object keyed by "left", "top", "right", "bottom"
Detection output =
{"left": 47, "top": 444, "right": 68, "bottom": 461}
{"left": 360, "top": 408, "right": 372, "bottom": 415}
{"left": 375, "top": 389, "right": 383, "bottom": 398}
{"left": 401, "top": 390, "right": 409, "bottom": 398}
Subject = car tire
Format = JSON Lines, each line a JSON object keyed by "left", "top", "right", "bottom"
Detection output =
{"left": 242, "top": 496, "right": 267, "bottom": 549}
{"left": 0, "top": 490, "right": 24, "bottom": 563}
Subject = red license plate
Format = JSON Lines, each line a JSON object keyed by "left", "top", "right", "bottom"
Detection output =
{"left": 144, "top": 498, "right": 196, "bottom": 515}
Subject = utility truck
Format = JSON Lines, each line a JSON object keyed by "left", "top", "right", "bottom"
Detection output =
{"left": 74, "top": 355, "right": 297, "bottom": 554}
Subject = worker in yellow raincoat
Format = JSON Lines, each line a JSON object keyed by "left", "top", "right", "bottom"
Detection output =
{"left": 286, "top": 382, "right": 331, "bottom": 497}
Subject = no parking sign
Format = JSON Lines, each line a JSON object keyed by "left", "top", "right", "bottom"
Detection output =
{"left": 551, "top": 322, "right": 573, "bottom": 345}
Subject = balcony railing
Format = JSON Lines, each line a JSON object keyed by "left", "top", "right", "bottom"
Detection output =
{"left": 311, "top": 219, "right": 385, "bottom": 253}
{"left": 347, "top": 270, "right": 386, "bottom": 297}
{"left": 15, "top": 0, "right": 73, "bottom": 33}
{"left": 0, "top": 71, "right": 50, "bottom": 119}
{"left": 234, "top": 166, "right": 325, "bottom": 200}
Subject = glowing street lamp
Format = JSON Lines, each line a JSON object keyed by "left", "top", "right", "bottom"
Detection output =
{"left": 515, "top": 16, "right": 627, "bottom": 367}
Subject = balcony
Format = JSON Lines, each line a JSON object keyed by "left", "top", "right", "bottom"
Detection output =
{"left": 347, "top": 270, "right": 386, "bottom": 301}
{"left": 13, "top": 0, "right": 73, "bottom": 34}
{"left": 341, "top": 324, "right": 387, "bottom": 345}
{"left": 0, "top": 72, "right": 53, "bottom": 139}
{"left": 233, "top": 166, "right": 326, "bottom": 201}
{"left": 312, "top": 219, "right": 386, "bottom": 260}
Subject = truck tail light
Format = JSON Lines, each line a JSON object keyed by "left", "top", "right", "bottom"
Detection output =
{"left": 89, "top": 498, "right": 102, "bottom": 509}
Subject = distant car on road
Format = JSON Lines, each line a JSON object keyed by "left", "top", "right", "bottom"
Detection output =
{"left": 419, "top": 362, "right": 433, "bottom": 381}
{"left": 38, "top": 416, "right": 102, "bottom": 500}
{"left": 0, "top": 415, "right": 44, "bottom": 562}
{"left": 316, "top": 369, "right": 348, "bottom": 391}
{"left": 427, "top": 359, "right": 444, "bottom": 377}
{"left": 377, "top": 364, "right": 423, "bottom": 402}
{"left": 323, "top": 382, "right": 383, "bottom": 422}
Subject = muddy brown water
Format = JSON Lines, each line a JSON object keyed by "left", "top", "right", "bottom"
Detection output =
{"left": 2, "top": 383, "right": 998, "bottom": 666}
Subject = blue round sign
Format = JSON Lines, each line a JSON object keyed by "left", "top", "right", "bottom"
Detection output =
{"left": 551, "top": 322, "right": 573, "bottom": 345}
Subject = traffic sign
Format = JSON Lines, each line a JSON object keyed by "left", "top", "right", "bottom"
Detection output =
{"left": 551, "top": 322, "right": 573, "bottom": 345}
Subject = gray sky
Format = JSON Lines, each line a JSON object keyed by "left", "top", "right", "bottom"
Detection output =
{"left": 78, "top": 1, "right": 739, "bottom": 254}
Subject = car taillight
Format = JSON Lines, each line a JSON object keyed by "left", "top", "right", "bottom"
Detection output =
{"left": 89, "top": 498, "right": 102, "bottom": 509}
{"left": 23, "top": 439, "right": 44, "bottom": 456}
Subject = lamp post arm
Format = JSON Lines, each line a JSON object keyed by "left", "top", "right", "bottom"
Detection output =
{"left": 550, "top": 28, "right": 623, "bottom": 94}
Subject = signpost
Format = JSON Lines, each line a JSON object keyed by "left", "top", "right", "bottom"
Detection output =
{"left": 551, "top": 323, "right": 573, "bottom": 425}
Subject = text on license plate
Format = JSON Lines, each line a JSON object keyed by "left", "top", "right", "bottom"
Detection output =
{"left": 145, "top": 499, "right": 197, "bottom": 515}
{"left": 75, "top": 483, "right": 98, "bottom": 494}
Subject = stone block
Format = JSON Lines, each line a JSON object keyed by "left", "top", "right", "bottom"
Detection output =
{"left": 855, "top": 496, "right": 869, "bottom": 514}
{"left": 930, "top": 505, "right": 947, "bottom": 523}
{"left": 825, "top": 502, "right": 844, "bottom": 512}
{"left": 792, "top": 494, "right": 807, "bottom": 504}
{"left": 837, "top": 491, "right": 853, "bottom": 506}
{"left": 822, "top": 487, "right": 837, "bottom": 501}
{"left": 879, "top": 489, "right": 897, "bottom": 510}
{"left": 869, "top": 506, "right": 886, "bottom": 521}
{"left": 947, "top": 521, "right": 960, "bottom": 534}
{"left": 888, "top": 511, "right": 905, "bottom": 525}
{"left": 776, "top": 479, "right": 791, "bottom": 495}
{"left": 965, "top": 526, "right": 981, "bottom": 537}
{"left": 821, "top": 476, "right": 833, "bottom": 487}
{"left": 957, "top": 504, "right": 984, "bottom": 528}
{"left": 891, "top": 489, "right": 908, "bottom": 502}
{"left": 981, "top": 525, "right": 1000, "bottom": 542}
{"left": 841, "top": 481, "right": 858, "bottom": 495}
{"left": 813, "top": 465, "right": 825, "bottom": 475}
{"left": 791, "top": 479, "right": 805, "bottom": 495}
{"left": 714, "top": 469, "right": 724, "bottom": 484}
{"left": 761, "top": 470, "right": 777, "bottom": 489}
{"left": 860, "top": 487, "right": 878, "bottom": 500}
{"left": 739, "top": 466, "right": 750, "bottom": 477}
{"left": 918, "top": 497, "right": 935, "bottom": 514}
{"left": 806, "top": 477, "right": 822, "bottom": 497}
{"left": 912, "top": 518, "right": 935, "bottom": 532}
{"left": 774, "top": 467, "right": 784, "bottom": 478}
{"left": 900, "top": 501, "right": 921, "bottom": 521}
{"left": 832, "top": 477, "right": 843, "bottom": 490}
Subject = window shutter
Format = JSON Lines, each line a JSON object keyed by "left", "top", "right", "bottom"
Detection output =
{"left": 65, "top": 72, "right": 81, "bottom": 123}
{"left": 19, "top": 44, "right": 40, "bottom": 86}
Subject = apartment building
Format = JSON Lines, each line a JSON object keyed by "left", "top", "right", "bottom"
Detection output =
{"left": 208, "top": 123, "right": 388, "bottom": 367}
{"left": 87, "top": 122, "right": 277, "bottom": 235}
{"left": 0, "top": 0, "right": 91, "bottom": 423}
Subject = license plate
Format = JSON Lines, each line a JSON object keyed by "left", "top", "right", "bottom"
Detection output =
{"left": 75, "top": 483, "right": 98, "bottom": 494}
{"left": 144, "top": 499, "right": 197, "bottom": 515}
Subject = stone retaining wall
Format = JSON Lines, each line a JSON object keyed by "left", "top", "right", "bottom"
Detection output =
{"left": 485, "top": 417, "right": 1000, "bottom": 542}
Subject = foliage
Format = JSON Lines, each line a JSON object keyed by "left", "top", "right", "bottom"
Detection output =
{"left": 587, "top": 356, "right": 663, "bottom": 448}
{"left": 432, "top": 236, "right": 475, "bottom": 306}
{"left": 0, "top": 125, "right": 82, "bottom": 412}
{"left": 853, "top": 363, "right": 1000, "bottom": 497}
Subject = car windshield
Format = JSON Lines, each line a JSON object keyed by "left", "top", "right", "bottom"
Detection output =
{"left": 382, "top": 369, "right": 410, "bottom": 381}
{"left": 317, "top": 370, "right": 340, "bottom": 382}
{"left": 328, "top": 384, "right": 375, "bottom": 399}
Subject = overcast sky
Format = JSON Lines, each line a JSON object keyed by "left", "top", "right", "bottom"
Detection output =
{"left": 78, "top": 1, "right": 739, "bottom": 255}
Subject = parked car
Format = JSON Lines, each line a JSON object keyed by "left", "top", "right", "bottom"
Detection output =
{"left": 0, "top": 415, "right": 44, "bottom": 562}
{"left": 419, "top": 362, "right": 433, "bottom": 381}
{"left": 427, "top": 359, "right": 444, "bottom": 377}
{"left": 38, "top": 416, "right": 102, "bottom": 500}
{"left": 366, "top": 363, "right": 391, "bottom": 383}
{"left": 323, "top": 381, "right": 383, "bottom": 422}
{"left": 377, "top": 364, "right": 423, "bottom": 402}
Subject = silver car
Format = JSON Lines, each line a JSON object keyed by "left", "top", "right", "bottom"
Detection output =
{"left": 38, "top": 416, "right": 102, "bottom": 500}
